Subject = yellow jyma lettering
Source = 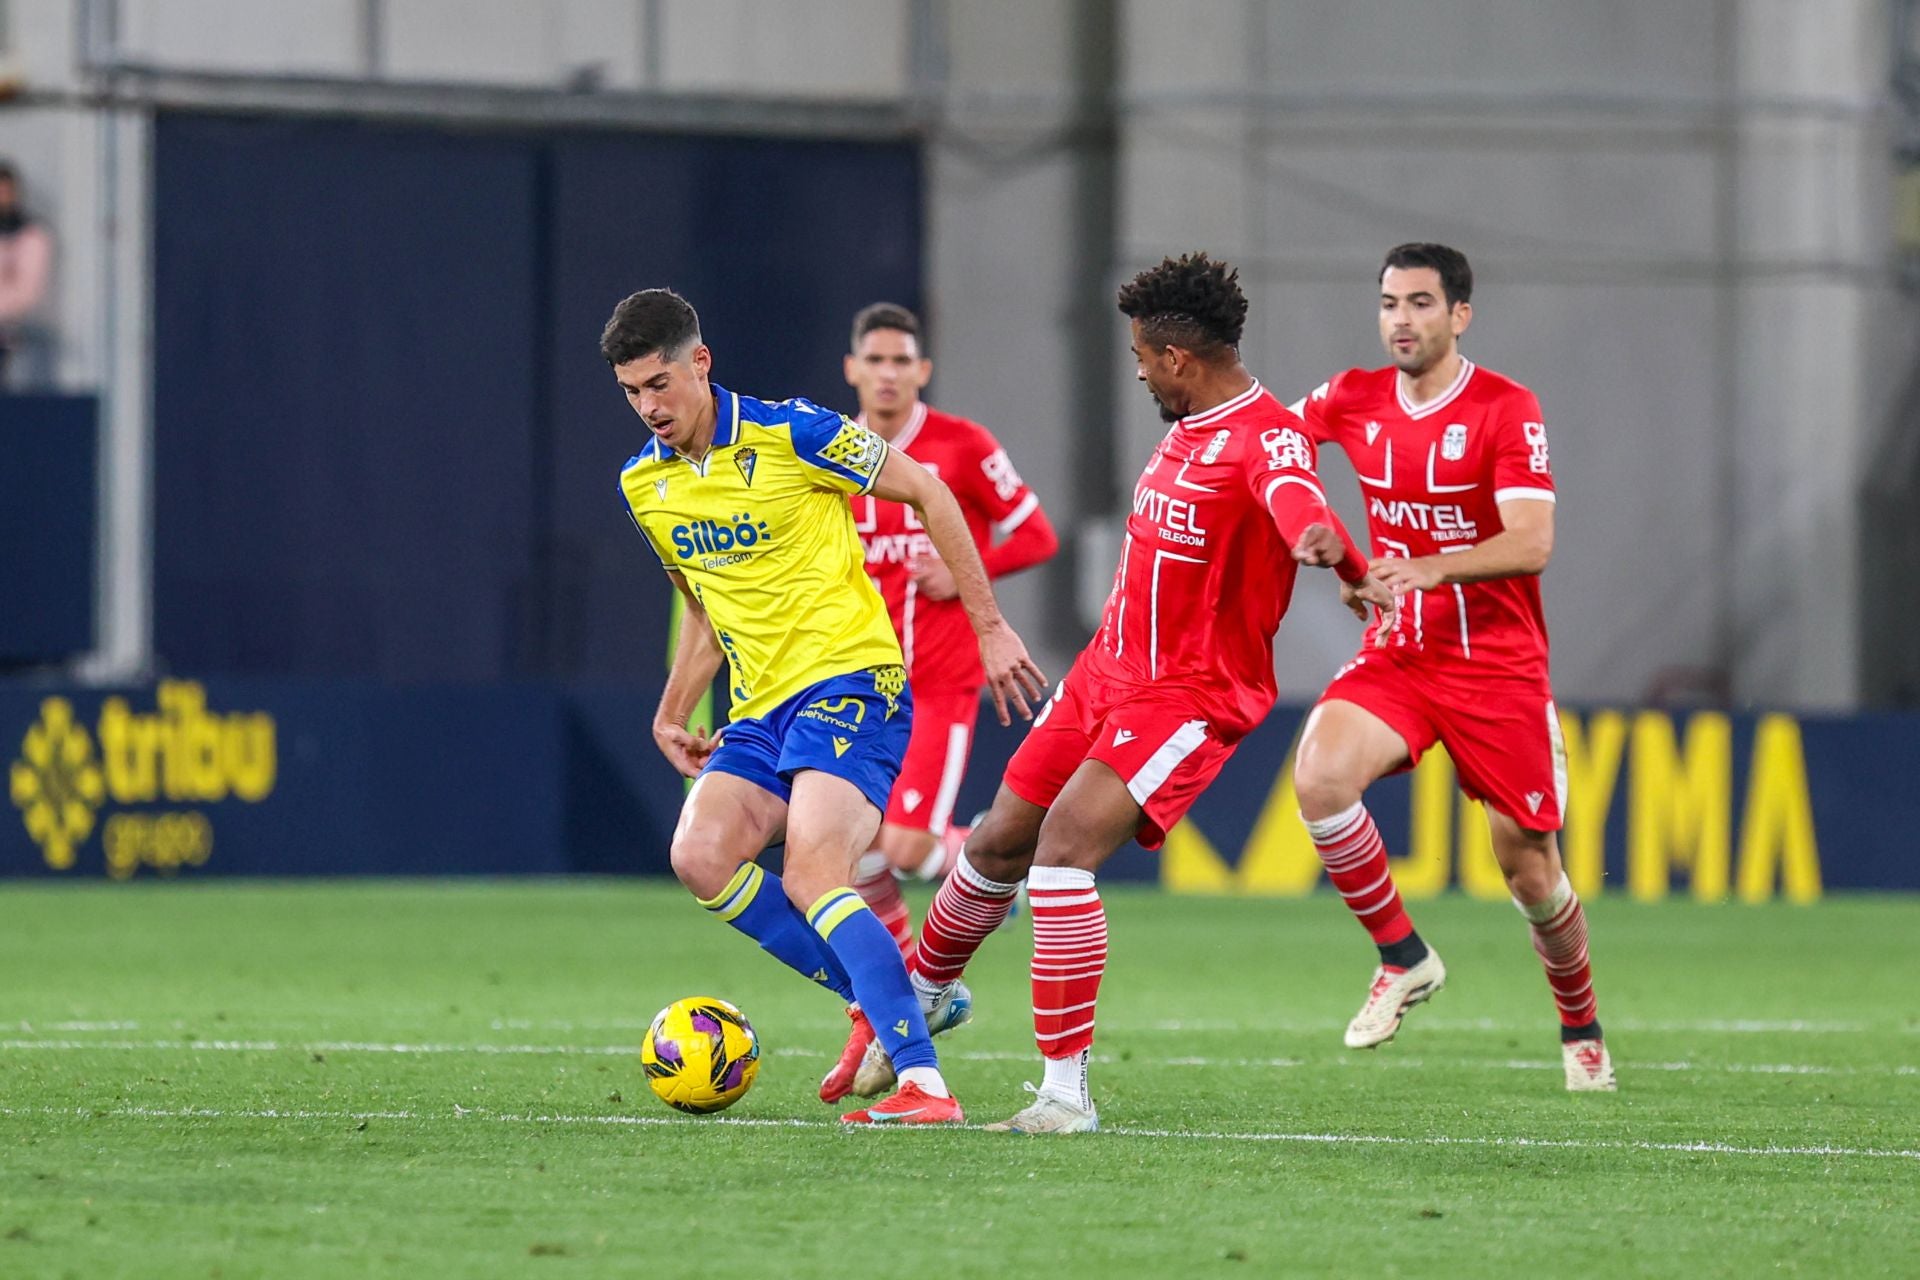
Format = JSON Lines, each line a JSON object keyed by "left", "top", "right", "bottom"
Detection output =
{"left": 1558, "top": 710, "right": 1626, "bottom": 899}
{"left": 1735, "top": 714, "right": 1822, "bottom": 904}
{"left": 1628, "top": 711, "right": 1732, "bottom": 902}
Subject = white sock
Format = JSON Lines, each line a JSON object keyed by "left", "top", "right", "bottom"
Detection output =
{"left": 853, "top": 850, "right": 891, "bottom": 885}
{"left": 1515, "top": 871, "right": 1574, "bottom": 924}
{"left": 1041, "top": 1049, "right": 1091, "bottom": 1111}
{"left": 897, "top": 1065, "right": 948, "bottom": 1098}
{"left": 915, "top": 842, "right": 948, "bottom": 881}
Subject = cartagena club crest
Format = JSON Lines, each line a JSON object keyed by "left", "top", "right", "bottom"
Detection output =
{"left": 734, "top": 446, "right": 758, "bottom": 487}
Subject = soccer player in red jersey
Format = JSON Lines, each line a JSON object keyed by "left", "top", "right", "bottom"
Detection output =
{"left": 842, "top": 303, "right": 1059, "bottom": 939}
{"left": 857, "top": 253, "right": 1396, "bottom": 1130}
{"left": 1288, "top": 243, "right": 1615, "bottom": 1092}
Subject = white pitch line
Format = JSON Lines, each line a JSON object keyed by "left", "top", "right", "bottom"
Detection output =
{"left": 3, "top": 1038, "right": 1911, "bottom": 1079}
{"left": 0, "top": 1039, "right": 641, "bottom": 1057}
{"left": 0, "top": 1104, "right": 1912, "bottom": 1162}
{"left": 1132, "top": 1017, "right": 1893, "bottom": 1035}
{"left": 765, "top": 1045, "right": 1913, "bottom": 1078}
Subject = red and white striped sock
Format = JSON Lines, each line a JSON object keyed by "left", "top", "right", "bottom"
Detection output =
{"left": 1517, "top": 872, "right": 1598, "bottom": 1028}
{"left": 850, "top": 852, "right": 914, "bottom": 958}
{"left": 909, "top": 847, "right": 1019, "bottom": 991}
{"left": 1303, "top": 802, "right": 1415, "bottom": 946}
{"left": 1029, "top": 865, "right": 1107, "bottom": 1088}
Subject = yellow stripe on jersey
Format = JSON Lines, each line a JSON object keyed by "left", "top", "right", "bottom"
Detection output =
{"left": 619, "top": 385, "right": 903, "bottom": 721}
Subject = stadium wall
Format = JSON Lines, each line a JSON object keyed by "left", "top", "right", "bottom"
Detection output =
{"left": 2, "top": 677, "right": 1907, "bottom": 898}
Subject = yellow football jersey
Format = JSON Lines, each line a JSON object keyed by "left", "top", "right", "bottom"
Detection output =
{"left": 620, "top": 384, "right": 904, "bottom": 721}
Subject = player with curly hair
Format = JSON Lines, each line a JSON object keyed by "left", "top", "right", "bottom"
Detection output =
{"left": 849, "top": 252, "right": 1398, "bottom": 1131}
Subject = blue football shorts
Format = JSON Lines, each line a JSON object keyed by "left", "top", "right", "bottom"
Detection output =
{"left": 700, "top": 664, "right": 912, "bottom": 814}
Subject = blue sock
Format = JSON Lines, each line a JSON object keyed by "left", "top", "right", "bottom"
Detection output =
{"left": 807, "top": 887, "right": 937, "bottom": 1072}
{"left": 698, "top": 865, "right": 854, "bottom": 1001}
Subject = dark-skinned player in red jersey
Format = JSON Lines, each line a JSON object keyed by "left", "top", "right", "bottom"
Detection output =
{"left": 1288, "top": 243, "right": 1615, "bottom": 1092}
{"left": 853, "top": 252, "right": 1399, "bottom": 1131}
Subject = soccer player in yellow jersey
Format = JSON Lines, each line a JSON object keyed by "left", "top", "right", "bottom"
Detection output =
{"left": 607, "top": 289, "right": 1046, "bottom": 1125}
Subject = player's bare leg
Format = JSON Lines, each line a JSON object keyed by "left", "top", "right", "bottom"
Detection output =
{"left": 985, "top": 762, "right": 1140, "bottom": 1134}
{"left": 852, "top": 785, "right": 1041, "bottom": 1096}
{"left": 1487, "top": 807, "right": 1614, "bottom": 1092}
{"left": 668, "top": 771, "right": 788, "bottom": 903}
{"left": 1294, "top": 699, "right": 1446, "bottom": 1048}
{"left": 781, "top": 770, "right": 961, "bottom": 1123}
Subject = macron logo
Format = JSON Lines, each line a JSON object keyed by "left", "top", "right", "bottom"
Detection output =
{"left": 1525, "top": 791, "right": 1546, "bottom": 814}
{"left": 1113, "top": 728, "right": 1137, "bottom": 747}
{"left": 903, "top": 789, "right": 923, "bottom": 813}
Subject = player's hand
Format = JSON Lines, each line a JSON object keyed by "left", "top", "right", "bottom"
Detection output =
{"left": 910, "top": 556, "right": 959, "bottom": 601}
{"left": 1290, "top": 522, "right": 1347, "bottom": 567}
{"left": 653, "top": 720, "right": 715, "bottom": 779}
{"left": 1343, "top": 574, "right": 1399, "bottom": 645}
{"left": 1370, "top": 555, "right": 1446, "bottom": 594}
{"left": 977, "top": 620, "right": 1048, "bottom": 726}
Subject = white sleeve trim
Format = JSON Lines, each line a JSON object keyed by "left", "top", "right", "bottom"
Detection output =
{"left": 992, "top": 491, "right": 1040, "bottom": 537}
{"left": 1494, "top": 486, "right": 1556, "bottom": 505}
{"left": 1262, "top": 474, "right": 1326, "bottom": 508}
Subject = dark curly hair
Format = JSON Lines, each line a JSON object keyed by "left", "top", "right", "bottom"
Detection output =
{"left": 1115, "top": 252, "right": 1248, "bottom": 357}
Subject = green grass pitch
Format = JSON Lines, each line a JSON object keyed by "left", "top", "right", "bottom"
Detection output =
{"left": 1, "top": 881, "right": 1915, "bottom": 1278}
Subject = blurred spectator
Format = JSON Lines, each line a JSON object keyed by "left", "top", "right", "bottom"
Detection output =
{"left": 0, "top": 159, "right": 54, "bottom": 389}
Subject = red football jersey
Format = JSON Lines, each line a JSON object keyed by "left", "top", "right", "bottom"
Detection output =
{"left": 853, "top": 403, "right": 1052, "bottom": 693}
{"left": 1295, "top": 359, "right": 1555, "bottom": 675}
{"left": 1083, "top": 380, "right": 1365, "bottom": 737}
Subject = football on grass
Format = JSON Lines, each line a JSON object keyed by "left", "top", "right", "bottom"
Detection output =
{"left": 641, "top": 996, "right": 761, "bottom": 1114}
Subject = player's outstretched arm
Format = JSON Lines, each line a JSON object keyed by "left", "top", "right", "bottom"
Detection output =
{"left": 653, "top": 571, "right": 722, "bottom": 778}
{"left": 1370, "top": 498, "right": 1554, "bottom": 594}
{"left": 870, "top": 449, "right": 1048, "bottom": 726}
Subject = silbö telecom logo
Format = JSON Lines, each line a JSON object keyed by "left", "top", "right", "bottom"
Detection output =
{"left": 7, "top": 681, "right": 278, "bottom": 879}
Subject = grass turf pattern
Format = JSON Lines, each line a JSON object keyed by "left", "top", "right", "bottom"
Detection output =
{"left": 1, "top": 881, "right": 1914, "bottom": 1277}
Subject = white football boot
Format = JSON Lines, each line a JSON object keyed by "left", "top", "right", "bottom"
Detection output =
{"left": 1562, "top": 1037, "right": 1617, "bottom": 1092}
{"left": 850, "top": 978, "right": 973, "bottom": 1097}
{"left": 984, "top": 1083, "right": 1100, "bottom": 1134}
{"left": 1344, "top": 948, "right": 1447, "bottom": 1048}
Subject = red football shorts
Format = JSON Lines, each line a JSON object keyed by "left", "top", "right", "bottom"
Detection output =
{"left": 883, "top": 688, "right": 981, "bottom": 835}
{"left": 1003, "top": 661, "right": 1239, "bottom": 850}
{"left": 1318, "top": 649, "right": 1567, "bottom": 831}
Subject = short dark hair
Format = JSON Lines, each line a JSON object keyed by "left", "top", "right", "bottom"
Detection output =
{"left": 1116, "top": 252, "right": 1248, "bottom": 357}
{"left": 851, "top": 302, "right": 921, "bottom": 352}
{"left": 1380, "top": 243, "right": 1473, "bottom": 308}
{"left": 600, "top": 289, "right": 702, "bottom": 366}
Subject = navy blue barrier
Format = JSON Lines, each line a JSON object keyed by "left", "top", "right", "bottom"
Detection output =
{"left": 0, "top": 395, "right": 96, "bottom": 666}
{"left": 2, "top": 676, "right": 1911, "bottom": 896}
{"left": 151, "top": 113, "right": 921, "bottom": 685}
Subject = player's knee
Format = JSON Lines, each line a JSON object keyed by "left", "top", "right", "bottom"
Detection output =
{"left": 1502, "top": 854, "right": 1558, "bottom": 904}
{"left": 668, "top": 830, "right": 735, "bottom": 901}
{"left": 879, "top": 825, "right": 935, "bottom": 874}
{"left": 1292, "top": 750, "right": 1362, "bottom": 819}
{"left": 1030, "top": 833, "right": 1102, "bottom": 873}
{"left": 962, "top": 816, "right": 1033, "bottom": 884}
